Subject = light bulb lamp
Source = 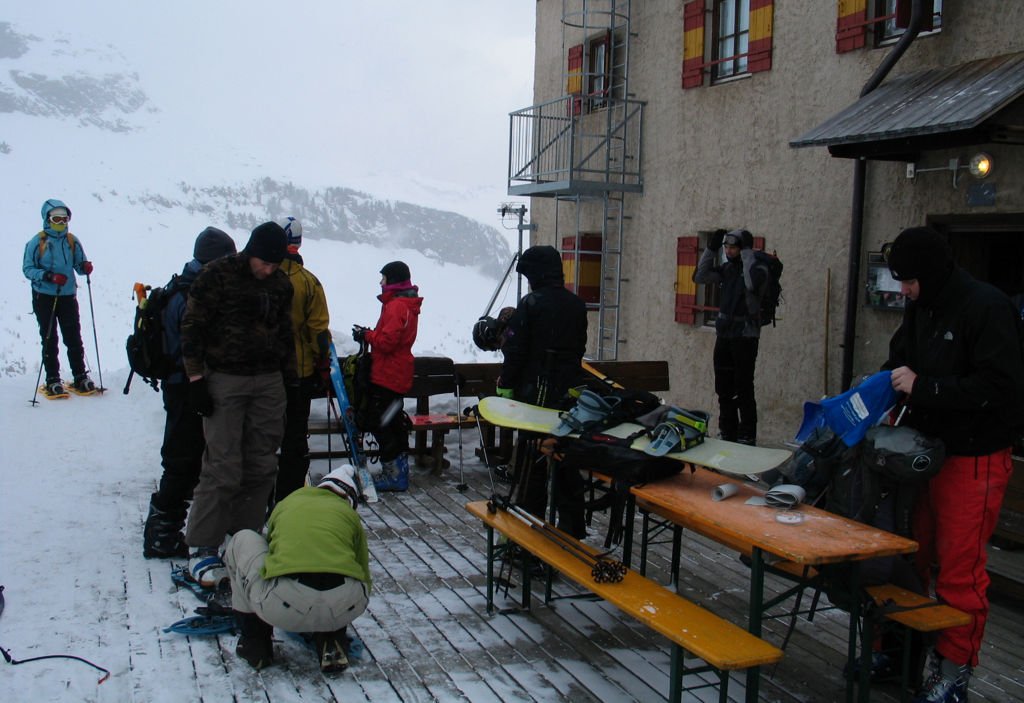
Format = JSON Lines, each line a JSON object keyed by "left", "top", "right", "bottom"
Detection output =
{"left": 906, "top": 151, "right": 994, "bottom": 189}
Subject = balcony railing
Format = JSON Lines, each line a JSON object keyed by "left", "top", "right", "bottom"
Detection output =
{"left": 507, "top": 95, "right": 645, "bottom": 196}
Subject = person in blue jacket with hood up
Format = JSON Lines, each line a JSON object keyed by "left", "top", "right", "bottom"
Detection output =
{"left": 22, "top": 198, "right": 96, "bottom": 397}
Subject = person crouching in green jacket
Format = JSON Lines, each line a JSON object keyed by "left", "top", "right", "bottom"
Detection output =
{"left": 224, "top": 465, "right": 372, "bottom": 673}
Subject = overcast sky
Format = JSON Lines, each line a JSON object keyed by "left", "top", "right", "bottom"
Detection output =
{"left": 5, "top": 1, "right": 537, "bottom": 227}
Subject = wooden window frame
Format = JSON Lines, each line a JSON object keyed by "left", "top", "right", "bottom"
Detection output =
{"left": 712, "top": 0, "right": 750, "bottom": 82}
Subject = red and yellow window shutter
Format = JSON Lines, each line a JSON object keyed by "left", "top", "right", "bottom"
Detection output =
{"left": 567, "top": 43, "right": 584, "bottom": 115}
{"left": 681, "top": 0, "right": 706, "bottom": 89}
{"left": 836, "top": 0, "right": 867, "bottom": 53}
{"left": 748, "top": 0, "right": 774, "bottom": 73}
{"left": 675, "top": 236, "right": 700, "bottom": 324}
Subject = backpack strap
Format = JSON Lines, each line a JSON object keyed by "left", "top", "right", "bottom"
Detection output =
{"left": 37, "top": 231, "right": 76, "bottom": 258}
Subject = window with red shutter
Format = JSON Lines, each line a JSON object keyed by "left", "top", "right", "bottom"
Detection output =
{"left": 676, "top": 236, "right": 700, "bottom": 325}
{"left": 681, "top": 0, "right": 707, "bottom": 89}
{"left": 567, "top": 43, "right": 584, "bottom": 116}
{"left": 836, "top": 0, "right": 868, "bottom": 54}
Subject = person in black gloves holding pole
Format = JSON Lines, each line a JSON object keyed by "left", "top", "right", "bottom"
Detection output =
{"left": 22, "top": 198, "right": 96, "bottom": 397}
{"left": 180, "top": 222, "right": 297, "bottom": 589}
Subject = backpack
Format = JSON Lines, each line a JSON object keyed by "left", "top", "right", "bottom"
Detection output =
{"left": 818, "top": 425, "right": 944, "bottom": 612}
{"left": 753, "top": 250, "right": 783, "bottom": 327}
{"left": 125, "top": 277, "right": 187, "bottom": 392}
{"left": 342, "top": 347, "right": 372, "bottom": 426}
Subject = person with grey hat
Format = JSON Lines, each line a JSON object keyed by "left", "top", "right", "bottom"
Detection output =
{"left": 180, "top": 221, "right": 298, "bottom": 588}
{"left": 143, "top": 227, "right": 237, "bottom": 559}
{"left": 224, "top": 464, "right": 371, "bottom": 673}
{"left": 883, "top": 226, "right": 1024, "bottom": 703}
{"left": 693, "top": 228, "right": 768, "bottom": 445}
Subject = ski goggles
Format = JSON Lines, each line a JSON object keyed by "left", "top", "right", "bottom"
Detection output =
{"left": 49, "top": 215, "right": 70, "bottom": 224}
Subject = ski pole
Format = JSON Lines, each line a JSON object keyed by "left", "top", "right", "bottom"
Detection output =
{"left": 455, "top": 377, "right": 467, "bottom": 492}
{"left": 29, "top": 288, "right": 62, "bottom": 406}
{"left": 85, "top": 274, "right": 104, "bottom": 392}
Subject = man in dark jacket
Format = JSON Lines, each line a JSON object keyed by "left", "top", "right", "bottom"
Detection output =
{"left": 497, "top": 245, "right": 588, "bottom": 535}
{"left": 180, "top": 222, "right": 297, "bottom": 588}
{"left": 143, "top": 227, "right": 236, "bottom": 558}
{"left": 884, "top": 226, "right": 1024, "bottom": 703}
{"left": 693, "top": 229, "right": 767, "bottom": 444}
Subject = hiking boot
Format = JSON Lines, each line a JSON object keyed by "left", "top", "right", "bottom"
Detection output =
{"left": 45, "top": 380, "right": 65, "bottom": 396}
{"left": 912, "top": 656, "right": 971, "bottom": 703}
{"left": 72, "top": 375, "right": 96, "bottom": 393}
{"left": 374, "top": 453, "right": 409, "bottom": 492}
{"left": 234, "top": 612, "right": 274, "bottom": 670}
{"left": 143, "top": 496, "right": 189, "bottom": 559}
{"left": 188, "top": 547, "right": 229, "bottom": 589}
{"left": 313, "top": 629, "right": 349, "bottom": 673}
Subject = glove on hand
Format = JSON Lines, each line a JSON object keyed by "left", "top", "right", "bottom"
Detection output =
{"left": 189, "top": 378, "right": 214, "bottom": 417}
{"left": 708, "top": 229, "right": 726, "bottom": 251}
{"left": 351, "top": 325, "right": 368, "bottom": 343}
{"left": 82, "top": 261, "right": 94, "bottom": 275}
{"left": 45, "top": 272, "right": 69, "bottom": 286}
{"left": 496, "top": 386, "right": 514, "bottom": 399}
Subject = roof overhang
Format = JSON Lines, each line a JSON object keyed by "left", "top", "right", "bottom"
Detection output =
{"left": 790, "top": 51, "right": 1024, "bottom": 161}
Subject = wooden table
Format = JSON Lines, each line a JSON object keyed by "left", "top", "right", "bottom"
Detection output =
{"left": 625, "top": 468, "right": 918, "bottom": 703}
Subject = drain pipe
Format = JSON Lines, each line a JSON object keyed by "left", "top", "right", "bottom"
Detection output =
{"left": 840, "top": 0, "right": 926, "bottom": 390}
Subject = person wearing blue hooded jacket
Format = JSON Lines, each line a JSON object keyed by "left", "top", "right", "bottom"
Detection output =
{"left": 22, "top": 199, "right": 96, "bottom": 397}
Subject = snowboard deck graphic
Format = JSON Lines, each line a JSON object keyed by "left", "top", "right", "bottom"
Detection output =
{"left": 328, "top": 342, "right": 379, "bottom": 503}
{"left": 478, "top": 396, "right": 790, "bottom": 476}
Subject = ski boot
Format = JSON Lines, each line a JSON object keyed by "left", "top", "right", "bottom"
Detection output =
{"left": 43, "top": 378, "right": 67, "bottom": 399}
{"left": 912, "top": 655, "right": 971, "bottom": 703}
{"left": 188, "top": 547, "right": 230, "bottom": 589}
{"left": 234, "top": 611, "right": 274, "bottom": 670}
{"left": 374, "top": 453, "right": 409, "bottom": 492}
{"left": 312, "top": 627, "right": 350, "bottom": 673}
{"left": 143, "top": 495, "right": 189, "bottom": 558}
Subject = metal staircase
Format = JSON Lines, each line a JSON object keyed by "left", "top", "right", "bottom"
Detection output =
{"left": 507, "top": 0, "right": 643, "bottom": 360}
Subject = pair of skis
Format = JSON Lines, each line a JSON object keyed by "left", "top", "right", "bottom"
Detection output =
{"left": 327, "top": 342, "right": 378, "bottom": 503}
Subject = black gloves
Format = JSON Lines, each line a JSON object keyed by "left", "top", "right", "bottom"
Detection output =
{"left": 352, "top": 325, "right": 368, "bottom": 343}
{"left": 189, "top": 378, "right": 214, "bottom": 417}
{"left": 708, "top": 229, "right": 727, "bottom": 251}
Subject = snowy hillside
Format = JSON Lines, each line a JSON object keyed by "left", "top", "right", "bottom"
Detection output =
{"left": 0, "top": 8, "right": 535, "bottom": 378}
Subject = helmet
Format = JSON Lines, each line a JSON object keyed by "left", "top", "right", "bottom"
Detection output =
{"left": 276, "top": 216, "right": 302, "bottom": 248}
{"left": 473, "top": 316, "right": 502, "bottom": 351}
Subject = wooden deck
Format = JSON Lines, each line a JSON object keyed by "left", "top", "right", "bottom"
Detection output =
{"left": 146, "top": 432, "right": 1024, "bottom": 702}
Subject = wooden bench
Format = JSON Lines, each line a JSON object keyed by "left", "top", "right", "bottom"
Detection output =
{"left": 861, "top": 584, "right": 971, "bottom": 699}
{"left": 466, "top": 500, "right": 782, "bottom": 703}
{"left": 454, "top": 360, "right": 672, "bottom": 463}
{"left": 307, "top": 356, "right": 473, "bottom": 471}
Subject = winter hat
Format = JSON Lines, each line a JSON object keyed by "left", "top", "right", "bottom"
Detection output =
{"left": 277, "top": 216, "right": 302, "bottom": 249}
{"left": 193, "top": 227, "right": 236, "bottom": 264}
{"left": 380, "top": 261, "right": 411, "bottom": 285}
{"left": 243, "top": 221, "right": 287, "bottom": 264}
{"left": 723, "top": 229, "right": 753, "bottom": 249}
{"left": 516, "top": 245, "right": 564, "bottom": 287}
{"left": 317, "top": 465, "right": 360, "bottom": 509}
{"left": 886, "top": 226, "right": 953, "bottom": 302}
{"left": 41, "top": 199, "right": 72, "bottom": 230}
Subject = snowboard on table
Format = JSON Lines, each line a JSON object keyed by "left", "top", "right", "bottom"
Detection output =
{"left": 478, "top": 396, "right": 791, "bottom": 476}
{"left": 328, "top": 342, "right": 378, "bottom": 503}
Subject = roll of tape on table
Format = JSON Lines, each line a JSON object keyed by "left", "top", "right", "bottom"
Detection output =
{"left": 712, "top": 483, "right": 739, "bottom": 501}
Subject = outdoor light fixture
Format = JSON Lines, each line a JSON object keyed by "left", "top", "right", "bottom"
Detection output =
{"left": 906, "top": 151, "right": 995, "bottom": 188}
{"left": 968, "top": 151, "right": 993, "bottom": 178}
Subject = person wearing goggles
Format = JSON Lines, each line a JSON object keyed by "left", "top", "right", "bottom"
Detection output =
{"left": 22, "top": 199, "right": 97, "bottom": 396}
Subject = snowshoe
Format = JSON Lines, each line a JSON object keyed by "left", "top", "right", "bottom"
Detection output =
{"left": 164, "top": 602, "right": 236, "bottom": 636}
{"left": 40, "top": 381, "right": 69, "bottom": 399}
{"left": 65, "top": 376, "right": 100, "bottom": 396}
{"left": 171, "top": 563, "right": 231, "bottom": 605}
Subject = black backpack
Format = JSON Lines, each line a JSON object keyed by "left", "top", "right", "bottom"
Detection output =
{"left": 818, "top": 425, "right": 944, "bottom": 611}
{"left": 753, "top": 250, "right": 783, "bottom": 327}
{"left": 125, "top": 277, "right": 186, "bottom": 392}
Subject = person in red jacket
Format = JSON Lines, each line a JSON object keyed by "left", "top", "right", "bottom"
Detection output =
{"left": 352, "top": 261, "right": 422, "bottom": 492}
